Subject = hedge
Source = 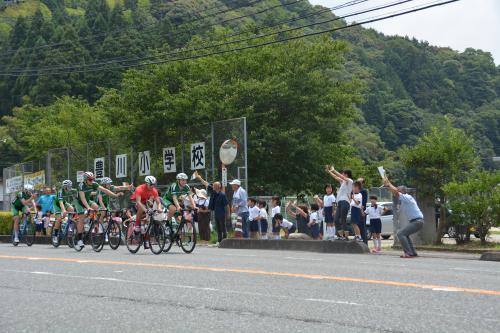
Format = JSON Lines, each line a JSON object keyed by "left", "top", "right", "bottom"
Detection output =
{"left": 0, "top": 211, "right": 13, "bottom": 235}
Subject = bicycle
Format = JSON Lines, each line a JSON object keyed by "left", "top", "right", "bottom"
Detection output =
{"left": 50, "top": 212, "right": 76, "bottom": 248}
{"left": 163, "top": 208, "right": 197, "bottom": 254}
{"left": 12, "top": 212, "right": 36, "bottom": 247}
{"left": 89, "top": 209, "right": 123, "bottom": 252}
{"left": 72, "top": 209, "right": 107, "bottom": 252}
{"left": 125, "top": 209, "right": 166, "bottom": 255}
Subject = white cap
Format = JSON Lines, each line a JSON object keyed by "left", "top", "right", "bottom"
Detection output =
{"left": 229, "top": 179, "right": 241, "bottom": 186}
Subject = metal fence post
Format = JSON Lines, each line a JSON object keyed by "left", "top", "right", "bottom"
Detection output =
{"left": 243, "top": 117, "right": 248, "bottom": 192}
{"left": 181, "top": 133, "right": 185, "bottom": 173}
{"left": 211, "top": 122, "right": 215, "bottom": 181}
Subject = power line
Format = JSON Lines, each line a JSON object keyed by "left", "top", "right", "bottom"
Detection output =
{"left": 2, "top": 0, "right": 416, "bottom": 74}
{"left": 0, "top": 0, "right": 459, "bottom": 77}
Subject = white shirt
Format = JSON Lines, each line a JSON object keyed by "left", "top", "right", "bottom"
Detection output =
{"left": 271, "top": 206, "right": 281, "bottom": 217}
{"left": 317, "top": 208, "right": 324, "bottom": 222}
{"left": 350, "top": 193, "right": 363, "bottom": 209}
{"left": 337, "top": 178, "right": 353, "bottom": 202}
{"left": 309, "top": 211, "right": 318, "bottom": 225}
{"left": 259, "top": 208, "right": 268, "bottom": 220}
{"left": 323, "top": 194, "right": 336, "bottom": 207}
{"left": 365, "top": 205, "right": 383, "bottom": 220}
{"left": 280, "top": 219, "right": 294, "bottom": 229}
{"left": 232, "top": 187, "right": 248, "bottom": 214}
{"left": 197, "top": 197, "right": 209, "bottom": 208}
{"left": 248, "top": 205, "right": 260, "bottom": 221}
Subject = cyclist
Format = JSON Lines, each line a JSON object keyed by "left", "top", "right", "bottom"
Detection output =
{"left": 74, "top": 172, "right": 121, "bottom": 250}
{"left": 130, "top": 176, "right": 163, "bottom": 234}
{"left": 52, "top": 180, "right": 78, "bottom": 245}
{"left": 11, "top": 184, "right": 38, "bottom": 245}
{"left": 163, "top": 173, "right": 196, "bottom": 221}
{"left": 97, "top": 177, "right": 131, "bottom": 212}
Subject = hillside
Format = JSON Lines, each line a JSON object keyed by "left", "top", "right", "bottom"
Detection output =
{"left": 0, "top": 0, "right": 498, "bottom": 178}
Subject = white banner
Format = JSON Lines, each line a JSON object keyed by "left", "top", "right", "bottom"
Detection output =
{"left": 5, "top": 176, "right": 23, "bottom": 194}
{"left": 76, "top": 171, "right": 84, "bottom": 183}
{"left": 24, "top": 170, "right": 46, "bottom": 190}
{"left": 222, "top": 167, "right": 228, "bottom": 187}
{"left": 94, "top": 157, "right": 105, "bottom": 179}
{"left": 190, "top": 142, "right": 205, "bottom": 170}
{"left": 116, "top": 154, "right": 127, "bottom": 178}
{"left": 139, "top": 151, "right": 151, "bottom": 176}
{"left": 162, "top": 147, "right": 176, "bottom": 173}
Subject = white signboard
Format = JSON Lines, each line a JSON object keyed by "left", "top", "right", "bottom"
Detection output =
{"left": 190, "top": 142, "right": 205, "bottom": 170}
{"left": 94, "top": 157, "right": 105, "bottom": 179}
{"left": 163, "top": 147, "right": 176, "bottom": 173}
{"left": 5, "top": 176, "right": 23, "bottom": 194}
{"left": 139, "top": 151, "right": 151, "bottom": 176}
{"left": 116, "top": 154, "right": 127, "bottom": 178}
{"left": 221, "top": 167, "right": 228, "bottom": 187}
{"left": 76, "top": 171, "right": 84, "bottom": 183}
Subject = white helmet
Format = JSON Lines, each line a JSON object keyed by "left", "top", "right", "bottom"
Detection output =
{"left": 62, "top": 180, "right": 72, "bottom": 188}
{"left": 24, "top": 184, "right": 34, "bottom": 192}
{"left": 101, "top": 177, "right": 113, "bottom": 185}
{"left": 145, "top": 176, "right": 157, "bottom": 185}
{"left": 176, "top": 173, "right": 188, "bottom": 180}
{"left": 84, "top": 171, "right": 95, "bottom": 181}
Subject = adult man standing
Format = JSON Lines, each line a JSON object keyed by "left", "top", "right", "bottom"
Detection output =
{"left": 383, "top": 176, "right": 424, "bottom": 258}
{"left": 37, "top": 187, "right": 56, "bottom": 216}
{"left": 230, "top": 179, "right": 249, "bottom": 238}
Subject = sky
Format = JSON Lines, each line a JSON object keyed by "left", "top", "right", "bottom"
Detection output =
{"left": 309, "top": 0, "right": 500, "bottom": 64}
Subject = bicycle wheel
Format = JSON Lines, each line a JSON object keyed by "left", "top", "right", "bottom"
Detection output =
{"left": 90, "top": 220, "right": 105, "bottom": 252}
{"left": 12, "top": 230, "right": 18, "bottom": 246}
{"left": 108, "top": 221, "right": 121, "bottom": 250}
{"left": 162, "top": 225, "right": 174, "bottom": 253}
{"left": 149, "top": 223, "right": 166, "bottom": 255}
{"left": 25, "top": 220, "right": 35, "bottom": 247}
{"left": 178, "top": 221, "right": 196, "bottom": 254}
{"left": 66, "top": 222, "right": 75, "bottom": 248}
{"left": 125, "top": 222, "right": 142, "bottom": 254}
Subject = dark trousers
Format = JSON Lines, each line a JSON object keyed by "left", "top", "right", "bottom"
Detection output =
{"left": 360, "top": 215, "right": 368, "bottom": 244}
{"left": 335, "top": 200, "right": 350, "bottom": 232}
{"left": 239, "top": 212, "right": 249, "bottom": 238}
{"left": 197, "top": 212, "right": 211, "bottom": 241}
{"left": 215, "top": 215, "right": 227, "bottom": 243}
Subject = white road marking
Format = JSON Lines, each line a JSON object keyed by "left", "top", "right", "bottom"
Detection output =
{"left": 77, "top": 260, "right": 90, "bottom": 263}
{"left": 28, "top": 257, "right": 42, "bottom": 260}
{"left": 285, "top": 257, "right": 322, "bottom": 261}
{"left": 223, "top": 253, "right": 257, "bottom": 257}
{"left": 431, "top": 287, "right": 460, "bottom": 292}
{"left": 113, "top": 270, "right": 123, "bottom": 273}
{"left": 306, "top": 298, "right": 362, "bottom": 306}
{"left": 30, "top": 271, "right": 51, "bottom": 275}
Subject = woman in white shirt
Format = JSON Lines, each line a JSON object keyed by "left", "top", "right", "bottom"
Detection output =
{"left": 326, "top": 165, "right": 353, "bottom": 240}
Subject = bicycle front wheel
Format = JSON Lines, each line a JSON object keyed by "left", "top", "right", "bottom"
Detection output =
{"left": 25, "top": 220, "right": 35, "bottom": 246}
{"left": 149, "top": 223, "right": 166, "bottom": 255}
{"left": 66, "top": 222, "right": 75, "bottom": 248}
{"left": 107, "top": 221, "right": 121, "bottom": 250}
{"left": 179, "top": 221, "right": 196, "bottom": 254}
{"left": 162, "top": 225, "right": 174, "bottom": 253}
{"left": 125, "top": 222, "right": 142, "bottom": 254}
{"left": 90, "top": 221, "right": 105, "bottom": 252}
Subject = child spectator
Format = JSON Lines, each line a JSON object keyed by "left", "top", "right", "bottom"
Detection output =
{"left": 326, "top": 166, "right": 353, "bottom": 240}
{"left": 350, "top": 181, "right": 364, "bottom": 242}
{"left": 258, "top": 201, "right": 269, "bottom": 239}
{"left": 271, "top": 196, "right": 281, "bottom": 240}
{"left": 248, "top": 198, "right": 260, "bottom": 239}
{"left": 365, "top": 195, "right": 387, "bottom": 252}
{"left": 313, "top": 196, "right": 325, "bottom": 239}
{"left": 307, "top": 203, "right": 320, "bottom": 240}
{"left": 316, "top": 184, "right": 336, "bottom": 240}
{"left": 34, "top": 204, "right": 44, "bottom": 236}
{"left": 274, "top": 214, "right": 296, "bottom": 239}
{"left": 286, "top": 201, "right": 310, "bottom": 236}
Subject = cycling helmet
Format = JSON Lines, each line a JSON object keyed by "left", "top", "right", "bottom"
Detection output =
{"left": 24, "top": 184, "right": 34, "bottom": 192}
{"left": 83, "top": 171, "right": 95, "bottom": 181}
{"left": 62, "top": 180, "right": 72, "bottom": 188}
{"left": 145, "top": 176, "right": 157, "bottom": 185}
{"left": 101, "top": 177, "right": 113, "bottom": 185}
{"left": 176, "top": 173, "right": 188, "bottom": 180}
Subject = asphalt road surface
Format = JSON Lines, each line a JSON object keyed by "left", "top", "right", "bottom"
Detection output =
{"left": 0, "top": 243, "right": 499, "bottom": 333}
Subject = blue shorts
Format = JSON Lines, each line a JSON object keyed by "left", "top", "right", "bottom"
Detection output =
{"left": 271, "top": 217, "right": 279, "bottom": 233}
{"left": 324, "top": 206, "right": 334, "bottom": 223}
{"left": 260, "top": 219, "right": 268, "bottom": 233}
{"left": 370, "top": 218, "right": 382, "bottom": 234}
{"left": 309, "top": 223, "right": 320, "bottom": 239}
{"left": 351, "top": 207, "right": 362, "bottom": 226}
{"left": 249, "top": 220, "right": 259, "bottom": 232}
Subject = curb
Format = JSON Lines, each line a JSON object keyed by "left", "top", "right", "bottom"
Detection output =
{"left": 390, "top": 245, "right": 496, "bottom": 255}
{"left": 480, "top": 252, "right": 500, "bottom": 262}
{"left": 0, "top": 235, "right": 53, "bottom": 245}
{"left": 219, "top": 238, "right": 370, "bottom": 254}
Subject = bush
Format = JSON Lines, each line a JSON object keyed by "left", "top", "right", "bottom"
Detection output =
{"left": 0, "top": 211, "right": 13, "bottom": 235}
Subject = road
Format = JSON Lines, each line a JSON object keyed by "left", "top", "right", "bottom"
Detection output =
{"left": 0, "top": 243, "right": 499, "bottom": 333}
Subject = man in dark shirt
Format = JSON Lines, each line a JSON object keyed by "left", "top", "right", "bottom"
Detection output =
{"left": 358, "top": 177, "right": 369, "bottom": 244}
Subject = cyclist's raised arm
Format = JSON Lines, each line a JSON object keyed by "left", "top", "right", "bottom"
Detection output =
{"left": 98, "top": 185, "right": 120, "bottom": 198}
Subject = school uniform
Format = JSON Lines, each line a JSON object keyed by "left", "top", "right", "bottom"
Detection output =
{"left": 248, "top": 205, "right": 261, "bottom": 232}
{"left": 280, "top": 218, "right": 296, "bottom": 234}
{"left": 259, "top": 207, "right": 269, "bottom": 234}
{"left": 271, "top": 206, "right": 281, "bottom": 233}
{"left": 350, "top": 193, "right": 363, "bottom": 226}
{"left": 323, "top": 194, "right": 336, "bottom": 224}
{"left": 365, "top": 205, "right": 384, "bottom": 234}
{"left": 309, "top": 211, "right": 320, "bottom": 239}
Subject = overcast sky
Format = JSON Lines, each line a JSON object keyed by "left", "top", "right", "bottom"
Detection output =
{"left": 309, "top": 0, "right": 500, "bottom": 64}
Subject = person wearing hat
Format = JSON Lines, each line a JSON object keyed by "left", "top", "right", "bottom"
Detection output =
{"left": 230, "top": 179, "right": 249, "bottom": 239}
{"left": 195, "top": 188, "right": 211, "bottom": 241}
{"left": 383, "top": 176, "right": 424, "bottom": 258}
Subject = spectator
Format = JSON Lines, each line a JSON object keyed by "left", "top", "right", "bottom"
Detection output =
{"left": 37, "top": 187, "right": 56, "bottom": 216}
{"left": 358, "top": 177, "right": 369, "bottom": 244}
{"left": 351, "top": 181, "right": 364, "bottom": 242}
{"left": 316, "top": 184, "right": 336, "bottom": 240}
{"left": 194, "top": 172, "right": 229, "bottom": 245}
{"left": 274, "top": 214, "right": 296, "bottom": 239}
{"left": 287, "top": 201, "right": 310, "bottom": 236}
{"left": 365, "top": 195, "right": 387, "bottom": 253}
{"left": 307, "top": 203, "right": 320, "bottom": 240}
{"left": 230, "top": 179, "right": 249, "bottom": 238}
{"left": 271, "top": 196, "right": 281, "bottom": 240}
{"left": 313, "top": 196, "right": 325, "bottom": 239}
{"left": 258, "top": 200, "right": 269, "bottom": 239}
{"left": 248, "top": 197, "right": 260, "bottom": 239}
{"left": 383, "top": 176, "right": 424, "bottom": 258}
{"left": 195, "top": 188, "right": 211, "bottom": 242}
{"left": 325, "top": 165, "right": 353, "bottom": 240}
{"left": 34, "top": 204, "right": 44, "bottom": 236}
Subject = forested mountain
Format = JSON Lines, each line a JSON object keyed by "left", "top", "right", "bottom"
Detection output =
{"left": 0, "top": 0, "right": 498, "bottom": 191}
